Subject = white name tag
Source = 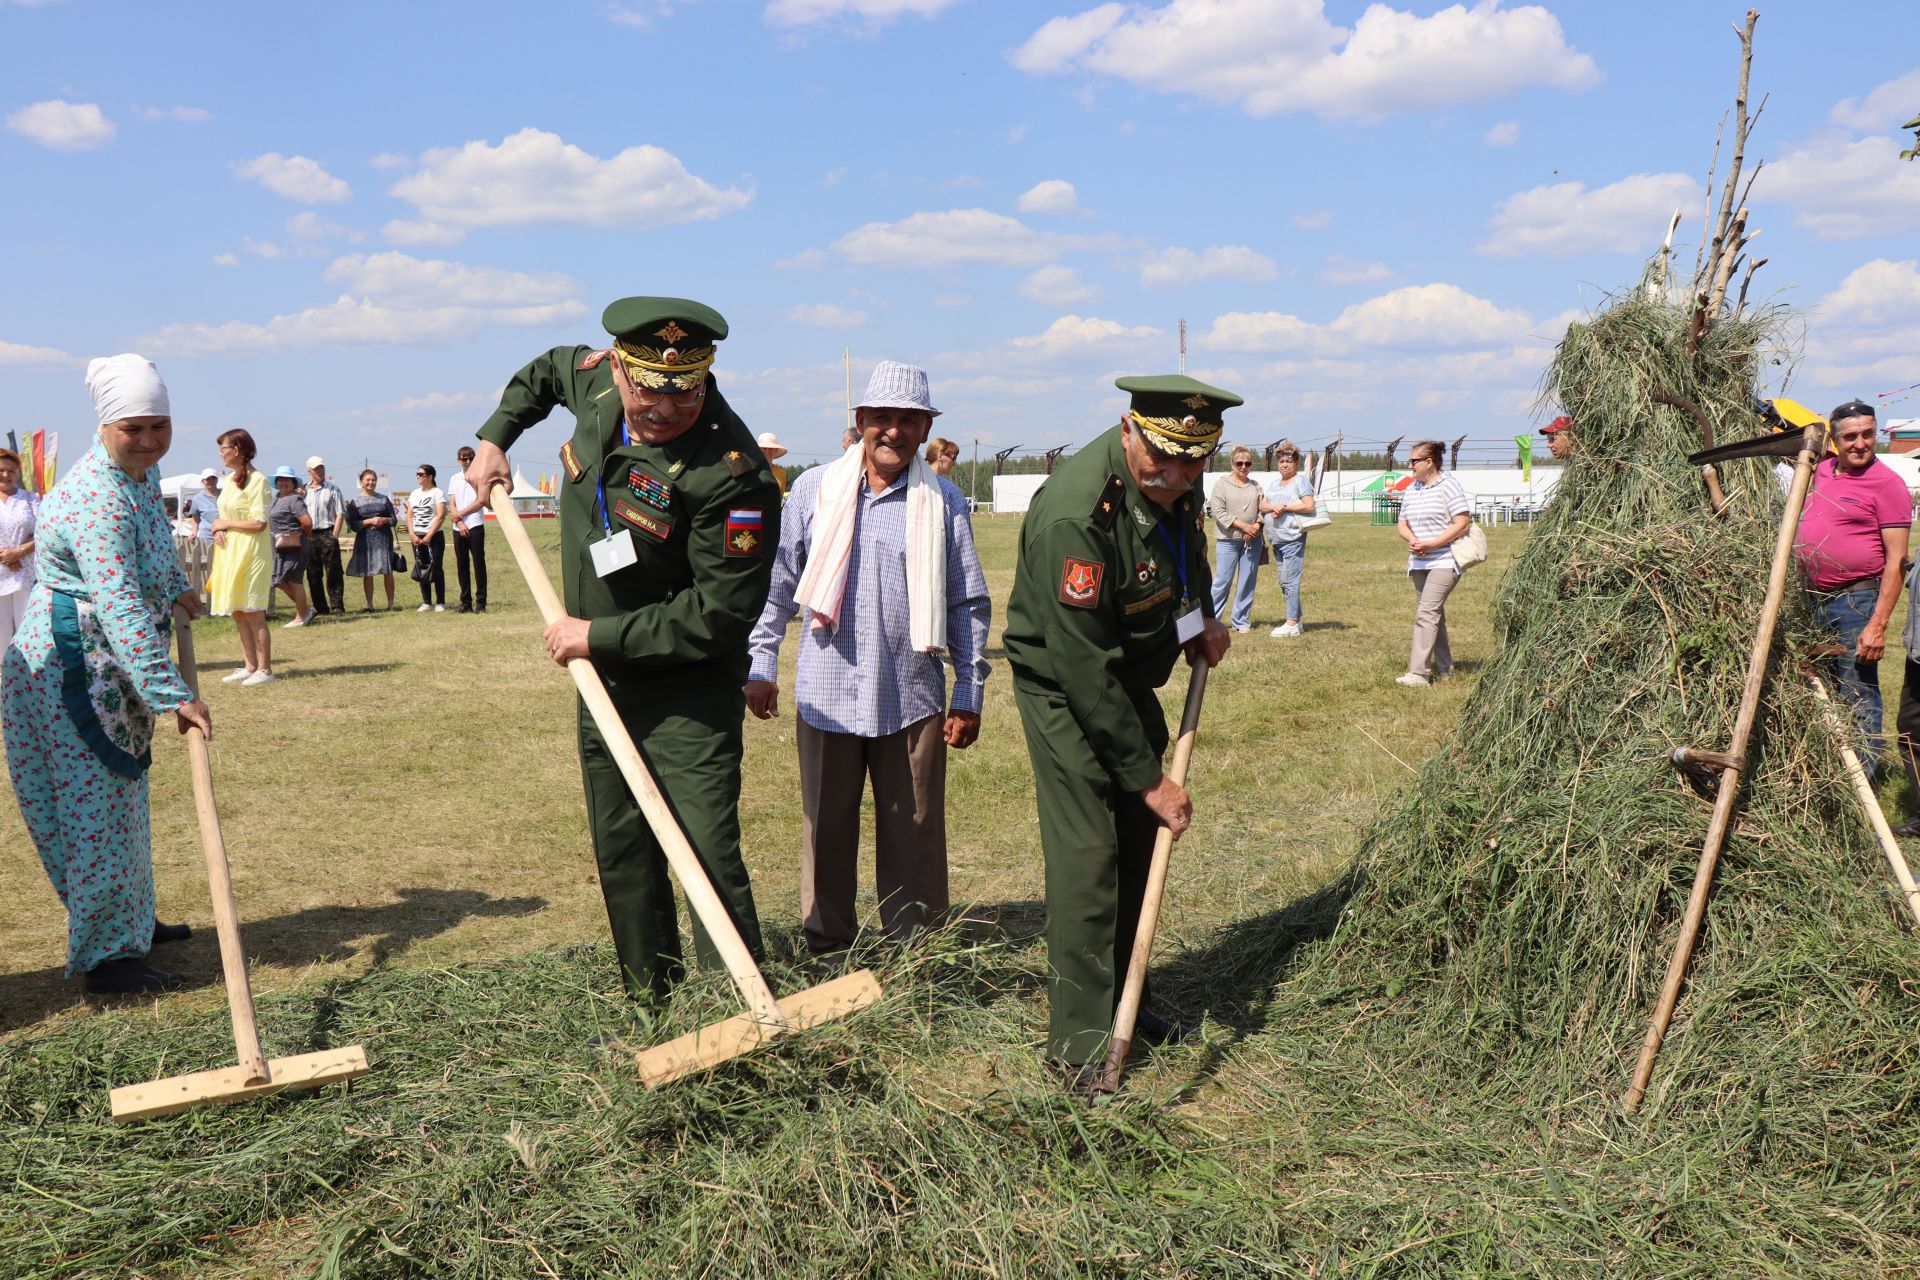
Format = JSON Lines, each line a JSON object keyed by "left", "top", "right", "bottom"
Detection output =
{"left": 1174, "top": 603, "right": 1204, "bottom": 644}
{"left": 589, "top": 529, "right": 638, "bottom": 577}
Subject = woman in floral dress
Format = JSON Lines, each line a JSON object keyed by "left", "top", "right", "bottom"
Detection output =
{"left": 2, "top": 355, "right": 212, "bottom": 995}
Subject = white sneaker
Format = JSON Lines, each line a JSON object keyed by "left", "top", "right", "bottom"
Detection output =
{"left": 283, "top": 612, "right": 313, "bottom": 629}
{"left": 221, "top": 668, "right": 252, "bottom": 684}
{"left": 1271, "top": 621, "right": 1302, "bottom": 637}
{"left": 1233, "top": 625, "right": 1251, "bottom": 634}
{"left": 241, "top": 670, "right": 275, "bottom": 687}
{"left": 434, "top": 604, "right": 445, "bottom": 613}
{"left": 417, "top": 603, "right": 431, "bottom": 612}
{"left": 1395, "top": 672, "right": 1431, "bottom": 688}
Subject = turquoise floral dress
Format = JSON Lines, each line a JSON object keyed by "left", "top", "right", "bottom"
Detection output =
{"left": 3, "top": 440, "right": 193, "bottom": 977}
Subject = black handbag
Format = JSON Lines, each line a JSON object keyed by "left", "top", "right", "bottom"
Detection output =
{"left": 391, "top": 546, "right": 407, "bottom": 573}
{"left": 410, "top": 549, "right": 431, "bottom": 582}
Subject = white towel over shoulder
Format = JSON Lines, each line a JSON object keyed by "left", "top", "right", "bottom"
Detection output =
{"left": 793, "top": 443, "right": 948, "bottom": 653}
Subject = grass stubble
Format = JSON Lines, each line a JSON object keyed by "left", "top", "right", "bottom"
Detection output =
{"left": 5, "top": 286, "right": 1920, "bottom": 1276}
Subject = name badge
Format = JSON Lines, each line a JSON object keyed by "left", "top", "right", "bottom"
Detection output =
{"left": 1174, "top": 603, "right": 1205, "bottom": 645}
{"left": 589, "top": 529, "right": 638, "bottom": 577}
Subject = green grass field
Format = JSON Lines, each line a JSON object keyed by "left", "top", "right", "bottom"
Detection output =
{"left": 2, "top": 514, "right": 1914, "bottom": 1278}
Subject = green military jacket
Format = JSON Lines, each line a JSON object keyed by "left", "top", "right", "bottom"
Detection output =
{"left": 477, "top": 346, "right": 780, "bottom": 686}
{"left": 1002, "top": 424, "right": 1214, "bottom": 791}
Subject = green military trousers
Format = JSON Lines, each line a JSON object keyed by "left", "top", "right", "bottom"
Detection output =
{"left": 1014, "top": 681, "right": 1169, "bottom": 1065}
{"left": 577, "top": 681, "right": 765, "bottom": 1002}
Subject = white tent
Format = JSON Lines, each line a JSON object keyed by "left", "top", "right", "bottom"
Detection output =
{"left": 507, "top": 468, "right": 555, "bottom": 514}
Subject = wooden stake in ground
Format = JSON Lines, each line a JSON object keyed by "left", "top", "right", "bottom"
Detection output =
{"left": 1807, "top": 674, "right": 1920, "bottom": 928}
{"left": 109, "top": 616, "right": 369, "bottom": 1122}
{"left": 1622, "top": 422, "right": 1824, "bottom": 1114}
{"left": 486, "top": 486, "right": 882, "bottom": 1087}
{"left": 1092, "top": 659, "right": 1210, "bottom": 1097}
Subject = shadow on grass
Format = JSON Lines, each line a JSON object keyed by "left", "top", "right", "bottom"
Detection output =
{"left": 279, "top": 662, "right": 401, "bottom": 678}
{"left": 0, "top": 887, "right": 547, "bottom": 1035}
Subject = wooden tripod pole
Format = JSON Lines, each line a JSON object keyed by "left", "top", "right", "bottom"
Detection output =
{"left": 174, "top": 614, "right": 271, "bottom": 1086}
{"left": 1094, "top": 660, "right": 1210, "bottom": 1096}
{"left": 1623, "top": 423, "right": 1824, "bottom": 1113}
{"left": 487, "top": 487, "right": 788, "bottom": 1030}
{"left": 1808, "top": 674, "right": 1920, "bottom": 928}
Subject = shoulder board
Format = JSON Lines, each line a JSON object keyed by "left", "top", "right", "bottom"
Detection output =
{"left": 1090, "top": 474, "right": 1125, "bottom": 531}
{"left": 560, "top": 439, "right": 583, "bottom": 481}
{"left": 724, "top": 450, "right": 753, "bottom": 477}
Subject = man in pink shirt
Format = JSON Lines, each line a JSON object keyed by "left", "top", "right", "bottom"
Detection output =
{"left": 1794, "top": 399, "right": 1912, "bottom": 771}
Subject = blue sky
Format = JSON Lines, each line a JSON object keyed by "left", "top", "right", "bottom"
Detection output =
{"left": 3, "top": 0, "right": 1918, "bottom": 481}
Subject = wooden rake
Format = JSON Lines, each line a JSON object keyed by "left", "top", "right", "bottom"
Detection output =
{"left": 1622, "top": 422, "right": 1824, "bottom": 1113}
{"left": 1091, "top": 658, "right": 1210, "bottom": 1098}
{"left": 109, "top": 615, "right": 369, "bottom": 1122}
{"left": 487, "top": 485, "right": 882, "bottom": 1087}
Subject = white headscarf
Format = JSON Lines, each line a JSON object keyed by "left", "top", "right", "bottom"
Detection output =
{"left": 85, "top": 353, "right": 170, "bottom": 426}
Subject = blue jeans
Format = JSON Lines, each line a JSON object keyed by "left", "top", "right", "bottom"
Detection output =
{"left": 1210, "top": 539, "right": 1259, "bottom": 630}
{"left": 1272, "top": 538, "right": 1305, "bottom": 622}
{"left": 1813, "top": 583, "right": 1884, "bottom": 762}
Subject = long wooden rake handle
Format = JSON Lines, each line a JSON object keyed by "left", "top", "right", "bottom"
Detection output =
{"left": 173, "top": 614, "right": 270, "bottom": 1085}
{"left": 1095, "top": 659, "right": 1210, "bottom": 1096}
{"left": 1623, "top": 423, "right": 1824, "bottom": 1114}
{"left": 1808, "top": 675, "right": 1920, "bottom": 927}
{"left": 486, "top": 486, "right": 788, "bottom": 1029}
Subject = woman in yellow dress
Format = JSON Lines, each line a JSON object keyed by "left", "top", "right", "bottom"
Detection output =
{"left": 205, "top": 428, "right": 274, "bottom": 686}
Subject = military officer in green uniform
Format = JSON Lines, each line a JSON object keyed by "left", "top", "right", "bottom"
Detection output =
{"left": 1002, "top": 374, "right": 1238, "bottom": 1078}
{"left": 464, "top": 297, "right": 780, "bottom": 1002}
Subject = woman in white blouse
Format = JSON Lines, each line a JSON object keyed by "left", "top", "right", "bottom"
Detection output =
{"left": 0, "top": 449, "right": 40, "bottom": 652}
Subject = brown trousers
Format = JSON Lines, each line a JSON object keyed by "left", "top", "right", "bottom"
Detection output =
{"left": 796, "top": 712, "right": 950, "bottom": 955}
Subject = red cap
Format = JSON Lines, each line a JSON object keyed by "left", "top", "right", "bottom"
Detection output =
{"left": 1540, "top": 416, "right": 1572, "bottom": 435}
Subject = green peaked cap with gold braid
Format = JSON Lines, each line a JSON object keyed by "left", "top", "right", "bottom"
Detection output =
{"left": 1115, "top": 373, "right": 1242, "bottom": 459}
{"left": 601, "top": 296, "right": 730, "bottom": 393}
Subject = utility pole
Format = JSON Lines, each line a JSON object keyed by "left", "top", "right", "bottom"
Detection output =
{"left": 1384, "top": 436, "right": 1404, "bottom": 470}
{"left": 1043, "top": 444, "right": 1069, "bottom": 475}
{"left": 971, "top": 438, "right": 979, "bottom": 508}
{"left": 1178, "top": 318, "right": 1187, "bottom": 374}
{"left": 1450, "top": 435, "right": 1467, "bottom": 470}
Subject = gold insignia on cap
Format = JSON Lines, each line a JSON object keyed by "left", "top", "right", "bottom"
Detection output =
{"left": 613, "top": 338, "right": 716, "bottom": 392}
{"left": 655, "top": 321, "right": 689, "bottom": 343}
{"left": 1182, "top": 394, "right": 1210, "bottom": 410}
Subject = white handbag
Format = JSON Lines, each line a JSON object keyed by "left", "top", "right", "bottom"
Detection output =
{"left": 1451, "top": 522, "right": 1489, "bottom": 570}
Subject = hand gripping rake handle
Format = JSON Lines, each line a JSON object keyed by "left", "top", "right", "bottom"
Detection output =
{"left": 487, "top": 486, "right": 788, "bottom": 1030}
{"left": 1095, "top": 659, "right": 1210, "bottom": 1096}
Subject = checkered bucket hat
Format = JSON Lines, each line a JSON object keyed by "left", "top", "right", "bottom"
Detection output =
{"left": 855, "top": 360, "right": 942, "bottom": 417}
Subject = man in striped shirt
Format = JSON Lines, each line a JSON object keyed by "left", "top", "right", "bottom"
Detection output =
{"left": 746, "top": 362, "right": 992, "bottom": 964}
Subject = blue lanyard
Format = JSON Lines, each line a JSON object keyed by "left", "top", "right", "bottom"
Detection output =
{"left": 594, "top": 419, "right": 634, "bottom": 536}
{"left": 1155, "top": 514, "right": 1189, "bottom": 606}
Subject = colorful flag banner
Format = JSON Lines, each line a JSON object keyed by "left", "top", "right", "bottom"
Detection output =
{"left": 1515, "top": 434, "right": 1532, "bottom": 484}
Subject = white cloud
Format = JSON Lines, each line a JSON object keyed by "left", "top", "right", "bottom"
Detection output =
{"left": 605, "top": 0, "right": 683, "bottom": 27}
{"left": 1484, "top": 119, "right": 1519, "bottom": 147}
{"left": 1292, "top": 209, "right": 1332, "bottom": 231}
{"left": 1203, "top": 282, "right": 1548, "bottom": 356}
{"left": 1005, "top": 314, "right": 1163, "bottom": 363}
{"left": 1830, "top": 70, "right": 1920, "bottom": 133}
{"left": 766, "top": 0, "right": 961, "bottom": 27}
{"left": 1006, "top": 122, "right": 1030, "bottom": 145}
{"left": 1803, "top": 259, "right": 1920, "bottom": 385}
{"left": 383, "top": 218, "right": 466, "bottom": 248}
{"left": 1009, "top": 0, "right": 1599, "bottom": 122}
{"left": 775, "top": 247, "right": 829, "bottom": 270}
{"left": 1137, "top": 244, "right": 1278, "bottom": 288}
{"left": 133, "top": 104, "right": 213, "bottom": 123}
{"left": 234, "top": 152, "right": 352, "bottom": 203}
{"left": 1016, "top": 179, "right": 1079, "bottom": 215}
{"left": 822, "top": 165, "right": 848, "bottom": 185}
{"left": 389, "top": 128, "right": 752, "bottom": 229}
{"left": 286, "top": 211, "right": 358, "bottom": 242}
{"left": 933, "top": 293, "right": 971, "bottom": 307}
{"left": 211, "top": 253, "right": 239, "bottom": 267}
{"left": 1759, "top": 135, "right": 1920, "bottom": 240}
{"left": 137, "top": 252, "right": 585, "bottom": 356}
{"left": 0, "top": 339, "right": 76, "bottom": 368}
{"left": 1330, "top": 283, "right": 1535, "bottom": 348}
{"left": 831, "top": 208, "right": 1063, "bottom": 268}
{"left": 5, "top": 100, "right": 114, "bottom": 150}
{"left": 1477, "top": 172, "right": 1703, "bottom": 257}
{"left": 1018, "top": 265, "right": 1101, "bottom": 307}
{"left": 1319, "top": 254, "right": 1395, "bottom": 285}
{"left": 787, "top": 302, "right": 869, "bottom": 329}
{"left": 368, "top": 152, "right": 411, "bottom": 170}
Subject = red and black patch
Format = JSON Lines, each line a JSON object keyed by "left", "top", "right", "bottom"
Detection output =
{"left": 612, "top": 498, "right": 670, "bottom": 542}
{"left": 577, "top": 348, "right": 613, "bottom": 371}
{"left": 560, "top": 440, "right": 584, "bottom": 482}
{"left": 725, "top": 508, "right": 765, "bottom": 557}
{"left": 1059, "top": 557, "right": 1103, "bottom": 609}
